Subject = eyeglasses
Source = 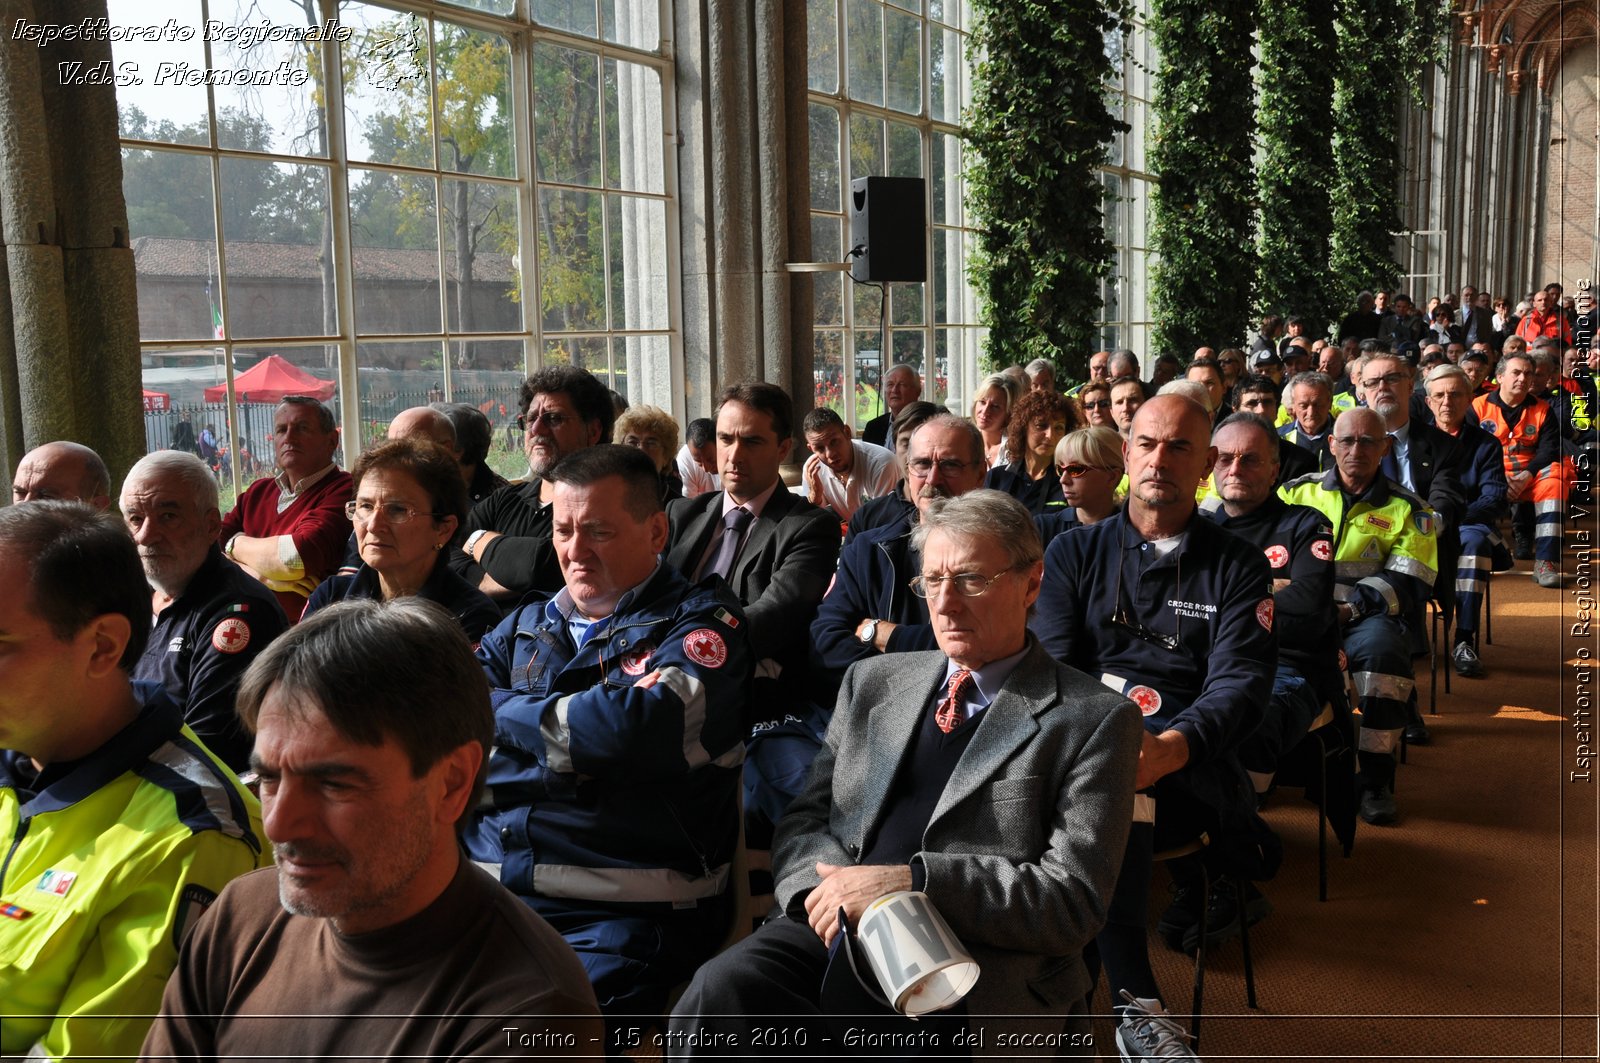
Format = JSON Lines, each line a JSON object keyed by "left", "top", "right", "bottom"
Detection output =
{"left": 1058, "top": 463, "right": 1111, "bottom": 479}
{"left": 909, "top": 569, "right": 1013, "bottom": 598}
{"left": 1110, "top": 547, "right": 1184, "bottom": 654}
{"left": 907, "top": 457, "right": 972, "bottom": 477}
{"left": 623, "top": 435, "right": 663, "bottom": 451}
{"left": 516, "top": 409, "right": 571, "bottom": 432}
{"left": 1332, "top": 435, "right": 1384, "bottom": 448}
{"left": 1082, "top": 399, "right": 1112, "bottom": 411}
{"left": 1360, "top": 372, "right": 1407, "bottom": 389}
{"left": 346, "top": 500, "right": 437, "bottom": 524}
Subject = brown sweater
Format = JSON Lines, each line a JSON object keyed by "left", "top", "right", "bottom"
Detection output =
{"left": 141, "top": 858, "right": 602, "bottom": 1059}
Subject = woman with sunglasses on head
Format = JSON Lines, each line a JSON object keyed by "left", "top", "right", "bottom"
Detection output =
{"left": 984, "top": 390, "right": 1077, "bottom": 515}
{"left": 1036, "top": 427, "right": 1125, "bottom": 550}
{"left": 304, "top": 437, "right": 501, "bottom": 642}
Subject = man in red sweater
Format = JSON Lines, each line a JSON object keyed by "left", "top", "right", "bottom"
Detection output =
{"left": 219, "top": 396, "right": 352, "bottom": 621}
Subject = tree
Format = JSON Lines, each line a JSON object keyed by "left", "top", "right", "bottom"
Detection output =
{"left": 1255, "top": 0, "right": 1337, "bottom": 331}
{"left": 1329, "top": 0, "right": 1450, "bottom": 305}
{"left": 966, "top": 0, "right": 1129, "bottom": 379}
{"left": 1147, "top": 0, "right": 1258, "bottom": 356}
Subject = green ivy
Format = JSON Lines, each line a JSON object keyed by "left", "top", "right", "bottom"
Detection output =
{"left": 965, "top": 0, "right": 1130, "bottom": 379}
{"left": 1330, "top": 0, "right": 1451, "bottom": 304}
{"left": 1255, "top": 0, "right": 1336, "bottom": 332}
{"left": 1148, "top": 0, "right": 1259, "bottom": 356}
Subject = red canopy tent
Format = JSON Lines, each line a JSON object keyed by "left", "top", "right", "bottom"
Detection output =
{"left": 204, "top": 354, "right": 336, "bottom": 404}
{"left": 141, "top": 389, "right": 170, "bottom": 411}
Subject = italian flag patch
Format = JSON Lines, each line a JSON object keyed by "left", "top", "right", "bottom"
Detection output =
{"left": 714, "top": 607, "right": 740, "bottom": 629}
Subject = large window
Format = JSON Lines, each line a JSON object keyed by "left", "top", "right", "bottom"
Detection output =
{"left": 1099, "top": 1, "right": 1157, "bottom": 361}
{"left": 807, "top": 0, "right": 983, "bottom": 427}
{"left": 116, "top": 0, "right": 674, "bottom": 504}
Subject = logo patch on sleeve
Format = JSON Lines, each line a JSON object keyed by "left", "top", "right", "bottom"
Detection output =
{"left": 1256, "top": 597, "right": 1275, "bottom": 631}
{"left": 1311, "top": 539, "right": 1333, "bottom": 561}
{"left": 713, "top": 607, "right": 741, "bottom": 629}
{"left": 619, "top": 643, "right": 654, "bottom": 676}
{"left": 1264, "top": 544, "right": 1290, "bottom": 568}
{"left": 212, "top": 617, "right": 251, "bottom": 654}
{"left": 1128, "top": 685, "right": 1162, "bottom": 717}
{"left": 171, "top": 885, "right": 218, "bottom": 950}
{"left": 683, "top": 628, "right": 728, "bottom": 668}
{"left": 1414, "top": 511, "right": 1434, "bottom": 536}
{"left": 36, "top": 869, "right": 76, "bottom": 897}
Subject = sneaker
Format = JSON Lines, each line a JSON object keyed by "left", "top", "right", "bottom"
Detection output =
{"left": 1452, "top": 642, "right": 1485, "bottom": 678}
{"left": 1155, "top": 881, "right": 1205, "bottom": 952}
{"left": 1535, "top": 560, "right": 1562, "bottom": 588}
{"left": 1182, "top": 877, "right": 1274, "bottom": 954}
{"left": 1115, "top": 990, "right": 1200, "bottom": 1061}
{"left": 1360, "top": 786, "right": 1397, "bottom": 826}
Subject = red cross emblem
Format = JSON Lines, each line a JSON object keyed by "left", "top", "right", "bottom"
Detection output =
{"left": 212, "top": 618, "right": 251, "bottom": 654}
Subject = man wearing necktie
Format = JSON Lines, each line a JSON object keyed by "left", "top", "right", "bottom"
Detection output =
{"left": 669, "top": 490, "right": 1142, "bottom": 1056}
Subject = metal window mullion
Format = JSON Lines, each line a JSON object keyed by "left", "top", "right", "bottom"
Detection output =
{"left": 321, "top": 0, "right": 361, "bottom": 457}
{"left": 510, "top": 21, "right": 540, "bottom": 379}
{"left": 658, "top": 9, "right": 687, "bottom": 425}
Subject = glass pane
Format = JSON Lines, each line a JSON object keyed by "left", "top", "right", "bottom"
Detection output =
{"left": 855, "top": 282, "right": 884, "bottom": 329}
{"left": 1106, "top": 95, "right": 1125, "bottom": 168}
{"left": 888, "top": 0, "right": 920, "bottom": 10}
{"left": 930, "top": 26, "right": 962, "bottom": 124}
{"left": 125, "top": 149, "right": 220, "bottom": 341}
{"left": 928, "top": 0, "right": 956, "bottom": 25}
{"left": 887, "top": 120, "right": 921, "bottom": 177}
{"left": 814, "top": 330, "right": 845, "bottom": 418}
{"left": 435, "top": 23, "right": 515, "bottom": 178}
{"left": 603, "top": 0, "right": 660, "bottom": 51}
{"left": 884, "top": 6, "right": 922, "bottom": 115}
{"left": 544, "top": 337, "right": 609, "bottom": 376}
{"left": 342, "top": 5, "right": 433, "bottom": 167}
{"left": 349, "top": 169, "right": 441, "bottom": 335}
{"left": 538, "top": 188, "right": 606, "bottom": 332}
{"left": 931, "top": 132, "right": 961, "bottom": 225}
{"left": 443, "top": 179, "right": 522, "bottom": 336}
{"left": 849, "top": 113, "right": 884, "bottom": 179}
{"left": 892, "top": 283, "right": 924, "bottom": 326}
{"left": 1127, "top": 99, "right": 1148, "bottom": 173}
{"left": 615, "top": 333, "right": 673, "bottom": 408}
{"left": 535, "top": 43, "right": 603, "bottom": 187}
{"left": 442, "top": 0, "right": 516, "bottom": 13}
{"left": 204, "top": 0, "right": 328, "bottom": 156}
{"left": 606, "top": 58, "right": 666, "bottom": 193}
{"left": 932, "top": 232, "right": 950, "bottom": 325}
{"left": 229, "top": 347, "right": 345, "bottom": 490}
{"left": 812, "top": 216, "right": 844, "bottom": 325}
{"left": 808, "top": 0, "right": 839, "bottom": 93}
{"left": 352, "top": 343, "right": 452, "bottom": 448}
{"left": 891, "top": 330, "right": 925, "bottom": 377}
{"left": 606, "top": 194, "right": 670, "bottom": 331}
{"left": 534, "top": 0, "right": 600, "bottom": 39}
{"left": 218, "top": 158, "right": 335, "bottom": 339}
{"left": 931, "top": 328, "right": 949, "bottom": 405}
{"left": 846, "top": 0, "right": 884, "bottom": 106}
{"left": 109, "top": 0, "right": 210, "bottom": 144}
{"left": 810, "top": 103, "right": 842, "bottom": 211}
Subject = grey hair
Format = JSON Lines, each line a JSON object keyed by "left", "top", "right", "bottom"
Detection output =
{"left": 1107, "top": 350, "right": 1140, "bottom": 377}
{"left": 1158, "top": 379, "right": 1214, "bottom": 412}
{"left": 911, "top": 488, "right": 1043, "bottom": 571}
{"left": 1496, "top": 350, "right": 1534, "bottom": 378}
{"left": 1025, "top": 358, "right": 1055, "bottom": 377}
{"left": 1356, "top": 351, "right": 1414, "bottom": 379}
{"left": 122, "top": 450, "right": 220, "bottom": 513}
{"left": 1288, "top": 371, "right": 1333, "bottom": 396}
{"left": 1424, "top": 364, "right": 1471, "bottom": 391}
{"left": 913, "top": 413, "right": 986, "bottom": 465}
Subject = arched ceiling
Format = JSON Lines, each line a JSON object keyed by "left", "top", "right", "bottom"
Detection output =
{"left": 1459, "top": 0, "right": 1599, "bottom": 94}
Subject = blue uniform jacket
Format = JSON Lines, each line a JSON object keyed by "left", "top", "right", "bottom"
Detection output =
{"left": 984, "top": 460, "right": 1066, "bottom": 515}
{"left": 465, "top": 564, "right": 750, "bottom": 908}
{"left": 1032, "top": 508, "right": 1275, "bottom": 768}
{"left": 1452, "top": 420, "right": 1510, "bottom": 527}
{"left": 808, "top": 515, "right": 935, "bottom": 706}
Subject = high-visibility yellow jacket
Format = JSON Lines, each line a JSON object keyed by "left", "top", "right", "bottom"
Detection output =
{"left": 0, "top": 686, "right": 265, "bottom": 1061}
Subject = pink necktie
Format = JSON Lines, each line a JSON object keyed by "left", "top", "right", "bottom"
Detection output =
{"left": 937, "top": 669, "right": 972, "bottom": 734}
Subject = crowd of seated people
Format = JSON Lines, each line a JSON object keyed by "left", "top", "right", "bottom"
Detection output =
{"left": 4, "top": 284, "right": 1592, "bottom": 1061}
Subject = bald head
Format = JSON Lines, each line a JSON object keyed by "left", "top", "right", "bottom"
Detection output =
{"left": 12, "top": 442, "right": 111, "bottom": 509}
{"left": 1124, "top": 395, "right": 1216, "bottom": 527}
{"left": 388, "top": 407, "right": 459, "bottom": 455}
{"left": 1330, "top": 407, "right": 1388, "bottom": 494}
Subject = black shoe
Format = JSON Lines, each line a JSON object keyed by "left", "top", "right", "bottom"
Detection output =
{"left": 1514, "top": 535, "right": 1534, "bottom": 560}
{"left": 1452, "top": 641, "right": 1485, "bottom": 678}
{"left": 1156, "top": 881, "right": 1205, "bottom": 952}
{"left": 1360, "top": 787, "right": 1397, "bottom": 826}
{"left": 1182, "top": 877, "right": 1273, "bottom": 954}
{"left": 1404, "top": 721, "right": 1431, "bottom": 745}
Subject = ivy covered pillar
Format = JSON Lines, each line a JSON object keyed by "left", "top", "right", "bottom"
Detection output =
{"left": 1147, "top": 0, "right": 1258, "bottom": 356}
{"left": 1256, "top": 0, "right": 1336, "bottom": 330}
{"left": 965, "top": 0, "right": 1127, "bottom": 380}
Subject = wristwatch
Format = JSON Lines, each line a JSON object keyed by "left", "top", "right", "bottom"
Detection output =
{"left": 224, "top": 533, "right": 241, "bottom": 559}
{"left": 858, "top": 618, "right": 879, "bottom": 645}
{"left": 463, "top": 529, "right": 490, "bottom": 558}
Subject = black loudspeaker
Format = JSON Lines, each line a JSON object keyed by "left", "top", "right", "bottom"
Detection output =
{"left": 849, "top": 176, "right": 927, "bottom": 283}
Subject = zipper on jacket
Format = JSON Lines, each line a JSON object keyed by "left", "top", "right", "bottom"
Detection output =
{"left": 0, "top": 816, "right": 32, "bottom": 895}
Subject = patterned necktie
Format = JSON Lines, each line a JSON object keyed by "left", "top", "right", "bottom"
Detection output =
{"left": 936, "top": 669, "right": 973, "bottom": 734}
{"left": 706, "top": 506, "right": 753, "bottom": 580}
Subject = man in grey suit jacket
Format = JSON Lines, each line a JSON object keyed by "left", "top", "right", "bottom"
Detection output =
{"left": 665, "top": 383, "right": 841, "bottom": 828}
{"left": 669, "top": 490, "right": 1142, "bottom": 1056}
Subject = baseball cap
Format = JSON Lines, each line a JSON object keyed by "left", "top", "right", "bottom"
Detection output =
{"left": 1250, "top": 350, "right": 1284, "bottom": 368}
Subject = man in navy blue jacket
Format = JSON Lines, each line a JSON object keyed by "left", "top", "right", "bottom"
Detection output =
{"left": 1032, "top": 395, "right": 1277, "bottom": 1059}
{"left": 465, "top": 445, "right": 751, "bottom": 1020}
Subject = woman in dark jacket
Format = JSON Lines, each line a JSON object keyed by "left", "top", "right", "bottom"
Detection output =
{"left": 305, "top": 437, "right": 501, "bottom": 643}
{"left": 983, "top": 389, "right": 1076, "bottom": 515}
